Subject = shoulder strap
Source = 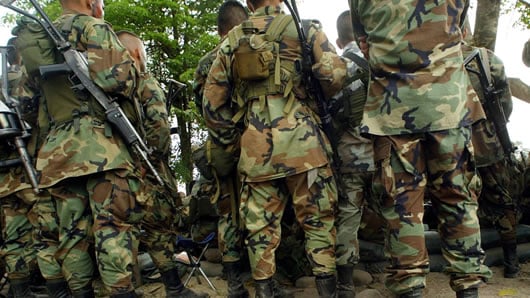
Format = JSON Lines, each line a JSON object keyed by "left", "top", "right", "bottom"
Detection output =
{"left": 342, "top": 50, "right": 369, "bottom": 72}
{"left": 60, "top": 14, "right": 84, "bottom": 36}
{"left": 265, "top": 14, "right": 293, "bottom": 41}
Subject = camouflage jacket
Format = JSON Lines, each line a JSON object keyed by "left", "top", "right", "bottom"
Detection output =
{"left": 350, "top": 0, "right": 485, "bottom": 136}
{"left": 330, "top": 42, "right": 374, "bottom": 173}
{"left": 193, "top": 41, "right": 223, "bottom": 115}
{"left": 36, "top": 11, "right": 138, "bottom": 188}
{"left": 463, "top": 44, "right": 512, "bottom": 167}
{"left": 137, "top": 72, "right": 177, "bottom": 192}
{"left": 203, "top": 5, "right": 349, "bottom": 182}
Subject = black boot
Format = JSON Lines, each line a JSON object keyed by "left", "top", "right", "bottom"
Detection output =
{"left": 456, "top": 288, "right": 478, "bottom": 298}
{"left": 9, "top": 277, "right": 33, "bottom": 298}
{"left": 46, "top": 279, "right": 71, "bottom": 298}
{"left": 223, "top": 261, "right": 249, "bottom": 298}
{"left": 502, "top": 242, "right": 520, "bottom": 278}
{"left": 398, "top": 287, "right": 423, "bottom": 298}
{"left": 160, "top": 267, "right": 208, "bottom": 298}
{"left": 254, "top": 278, "right": 294, "bottom": 298}
{"left": 336, "top": 265, "right": 355, "bottom": 298}
{"left": 71, "top": 285, "right": 95, "bottom": 298}
{"left": 315, "top": 274, "right": 337, "bottom": 298}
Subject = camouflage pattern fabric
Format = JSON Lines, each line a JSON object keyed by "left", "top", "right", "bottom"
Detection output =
{"left": 371, "top": 128, "right": 491, "bottom": 294}
{"left": 193, "top": 42, "right": 222, "bottom": 114}
{"left": 350, "top": 0, "right": 485, "bottom": 136}
{"left": 331, "top": 41, "right": 374, "bottom": 267}
{"left": 203, "top": 5, "right": 347, "bottom": 280}
{"left": 0, "top": 190, "right": 37, "bottom": 280}
{"left": 335, "top": 172, "right": 372, "bottom": 266}
{"left": 47, "top": 181, "right": 94, "bottom": 291}
{"left": 32, "top": 193, "right": 63, "bottom": 281}
{"left": 523, "top": 38, "right": 530, "bottom": 67}
{"left": 188, "top": 174, "right": 218, "bottom": 242}
{"left": 240, "top": 166, "right": 336, "bottom": 280}
{"left": 87, "top": 170, "right": 143, "bottom": 294}
{"left": 216, "top": 176, "right": 244, "bottom": 263}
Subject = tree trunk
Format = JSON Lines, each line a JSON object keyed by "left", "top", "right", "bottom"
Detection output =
{"left": 509, "top": 77, "right": 530, "bottom": 103}
{"left": 473, "top": 0, "right": 502, "bottom": 51}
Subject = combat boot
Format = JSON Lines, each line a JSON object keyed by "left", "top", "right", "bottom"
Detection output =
{"left": 223, "top": 261, "right": 249, "bottom": 298}
{"left": 254, "top": 278, "right": 295, "bottom": 298}
{"left": 398, "top": 287, "right": 423, "bottom": 298}
{"left": 502, "top": 242, "right": 520, "bottom": 278}
{"left": 456, "top": 288, "right": 478, "bottom": 298}
{"left": 9, "top": 277, "right": 33, "bottom": 298}
{"left": 336, "top": 265, "right": 355, "bottom": 298}
{"left": 160, "top": 267, "right": 208, "bottom": 298}
{"left": 315, "top": 274, "right": 337, "bottom": 298}
{"left": 45, "top": 278, "right": 71, "bottom": 298}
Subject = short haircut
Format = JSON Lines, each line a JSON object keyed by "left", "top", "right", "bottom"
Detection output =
{"left": 336, "top": 10, "right": 355, "bottom": 44}
{"left": 247, "top": 0, "right": 264, "bottom": 8}
{"left": 217, "top": 1, "right": 249, "bottom": 36}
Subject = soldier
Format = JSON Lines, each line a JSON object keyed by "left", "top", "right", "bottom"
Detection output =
{"left": 18, "top": 0, "right": 144, "bottom": 296}
{"left": 523, "top": 39, "right": 530, "bottom": 67}
{"left": 0, "top": 37, "right": 41, "bottom": 297}
{"left": 203, "top": 0, "right": 349, "bottom": 296}
{"left": 193, "top": 2, "right": 250, "bottom": 297}
{"left": 331, "top": 10, "right": 373, "bottom": 298}
{"left": 116, "top": 30, "right": 207, "bottom": 298}
{"left": 461, "top": 27, "right": 524, "bottom": 279}
{"left": 349, "top": 1, "right": 492, "bottom": 297}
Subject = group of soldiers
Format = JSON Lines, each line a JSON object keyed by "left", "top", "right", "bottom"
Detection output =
{"left": 0, "top": 1, "right": 529, "bottom": 298}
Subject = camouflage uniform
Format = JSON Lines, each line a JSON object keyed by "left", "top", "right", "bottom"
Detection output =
{"left": 194, "top": 41, "right": 245, "bottom": 264}
{"left": 135, "top": 73, "right": 181, "bottom": 274}
{"left": 350, "top": 0, "right": 492, "bottom": 294}
{"left": 331, "top": 41, "right": 374, "bottom": 267}
{"left": 0, "top": 65, "right": 40, "bottom": 285}
{"left": 463, "top": 43, "right": 524, "bottom": 277}
{"left": 34, "top": 11, "right": 141, "bottom": 294}
{"left": 203, "top": 5, "right": 349, "bottom": 282}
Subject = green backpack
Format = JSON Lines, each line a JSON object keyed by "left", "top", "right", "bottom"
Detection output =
{"left": 12, "top": 16, "right": 63, "bottom": 79}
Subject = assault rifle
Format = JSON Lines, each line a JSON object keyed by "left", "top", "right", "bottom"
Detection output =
{"left": 1, "top": 0, "right": 164, "bottom": 185}
{"left": 0, "top": 46, "right": 40, "bottom": 193}
{"left": 464, "top": 48, "right": 515, "bottom": 158}
{"left": 283, "top": 0, "right": 339, "bottom": 154}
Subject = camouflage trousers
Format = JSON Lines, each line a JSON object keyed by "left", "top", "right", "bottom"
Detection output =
{"left": 0, "top": 189, "right": 38, "bottom": 280}
{"left": 32, "top": 192, "right": 63, "bottom": 281}
{"left": 87, "top": 170, "right": 143, "bottom": 295}
{"left": 137, "top": 180, "right": 179, "bottom": 273}
{"left": 371, "top": 127, "right": 492, "bottom": 294}
{"left": 240, "top": 166, "right": 337, "bottom": 280}
{"left": 477, "top": 158, "right": 522, "bottom": 243}
{"left": 217, "top": 176, "right": 244, "bottom": 263}
{"left": 48, "top": 179, "right": 95, "bottom": 291}
{"left": 335, "top": 171, "right": 373, "bottom": 266}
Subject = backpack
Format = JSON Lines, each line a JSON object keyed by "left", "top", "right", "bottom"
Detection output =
{"left": 12, "top": 16, "right": 64, "bottom": 79}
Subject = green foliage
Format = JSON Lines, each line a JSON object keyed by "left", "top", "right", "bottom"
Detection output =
{"left": 515, "top": 0, "right": 530, "bottom": 29}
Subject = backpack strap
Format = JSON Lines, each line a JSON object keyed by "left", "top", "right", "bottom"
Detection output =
{"left": 60, "top": 14, "right": 84, "bottom": 38}
{"left": 265, "top": 14, "right": 293, "bottom": 87}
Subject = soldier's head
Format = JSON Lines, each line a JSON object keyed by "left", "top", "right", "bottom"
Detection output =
{"left": 60, "top": 0, "right": 105, "bottom": 19}
{"left": 336, "top": 10, "right": 355, "bottom": 50}
{"left": 116, "top": 31, "right": 147, "bottom": 73}
{"left": 217, "top": 1, "right": 249, "bottom": 37}
{"left": 246, "top": 0, "right": 281, "bottom": 13}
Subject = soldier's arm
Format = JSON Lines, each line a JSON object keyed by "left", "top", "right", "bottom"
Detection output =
{"left": 490, "top": 51, "right": 513, "bottom": 119}
{"left": 142, "top": 75, "right": 171, "bottom": 157}
{"left": 203, "top": 49, "right": 239, "bottom": 148}
{"left": 81, "top": 19, "right": 137, "bottom": 99}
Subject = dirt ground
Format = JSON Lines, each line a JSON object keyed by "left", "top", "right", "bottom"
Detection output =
{"left": 151, "top": 261, "right": 530, "bottom": 298}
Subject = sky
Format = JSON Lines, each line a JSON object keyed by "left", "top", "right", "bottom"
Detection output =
{"left": 1, "top": 0, "right": 529, "bottom": 148}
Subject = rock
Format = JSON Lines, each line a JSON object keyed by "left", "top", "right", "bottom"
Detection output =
{"left": 353, "top": 269, "right": 373, "bottom": 286}
{"left": 203, "top": 248, "right": 222, "bottom": 263}
{"left": 201, "top": 261, "right": 223, "bottom": 277}
{"left": 356, "top": 288, "right": 384, "bottom": 298}
{"left": 295, "top": 276, "right": 315, "bottom": 288}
